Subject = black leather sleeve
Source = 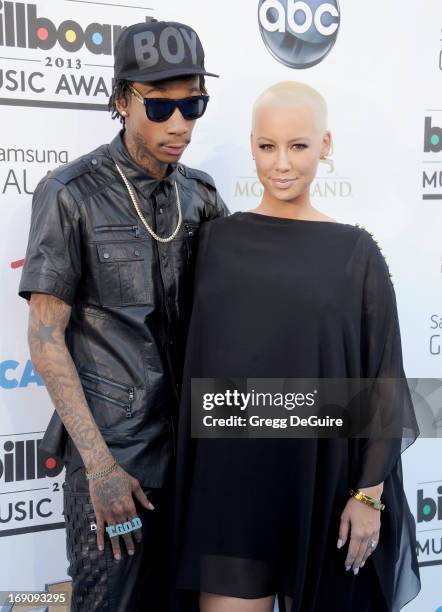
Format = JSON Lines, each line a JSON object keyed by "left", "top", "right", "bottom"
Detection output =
{"left": 214, "top": 188, "right": 230, "bottom": 219}
{"left": 18, "top": 176, "right": 82, "bottom": 305}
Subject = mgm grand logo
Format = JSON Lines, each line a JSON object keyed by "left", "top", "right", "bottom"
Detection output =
{"left": 235, "top": 154, "right": 352, "bottom": 199}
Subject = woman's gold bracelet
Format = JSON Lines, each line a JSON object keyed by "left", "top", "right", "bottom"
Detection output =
{"left": 349, "top": 489, "right": 385, "bottom": 511}
{"left": 86, "top": 460, "right": 118, "bottom": 481}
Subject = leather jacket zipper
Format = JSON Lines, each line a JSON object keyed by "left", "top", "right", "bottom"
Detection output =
{"left": 83, "top": 386, "right": 133, "bottom": 418}
{"left": 80, "top": 371, "right": 134, "bottom": 418}
{"left": 81, "top": 370, "right": 134, "bottom": 393}
{"left": 94, "top": 225, "right": 140, "bottom": 237}
{"left": 184, "top": 223, "right": 197, "bottom": 259}
{"left": 150, "top": 201, "right": 178, "bottom": 456}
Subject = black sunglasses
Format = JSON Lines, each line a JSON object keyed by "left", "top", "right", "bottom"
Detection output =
{"left": 128, "top": 84, "right": 209, "bottom": 123}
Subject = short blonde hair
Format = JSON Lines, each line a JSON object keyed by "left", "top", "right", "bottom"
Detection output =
{"left": 252, "top": 81, "right": 328, "bottom": 135}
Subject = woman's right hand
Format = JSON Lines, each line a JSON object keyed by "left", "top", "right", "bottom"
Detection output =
{"left": 337, "top": 496, "right": 381, "bottom": 574}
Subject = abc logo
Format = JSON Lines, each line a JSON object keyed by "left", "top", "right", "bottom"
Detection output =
{"left": 258, "top": 0, "right": 340, "bottom": 69}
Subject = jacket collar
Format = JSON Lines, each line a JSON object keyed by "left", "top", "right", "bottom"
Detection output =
{"left": 107, "top": 130, "right": 179, "bottom": 199}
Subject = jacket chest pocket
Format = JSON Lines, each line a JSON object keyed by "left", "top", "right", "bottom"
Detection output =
{"left": 96, "top": 241, "right": 151, "bottom": 306}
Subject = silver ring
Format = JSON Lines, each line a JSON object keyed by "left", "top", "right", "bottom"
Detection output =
{"left": 369, "top": 540, "right": 377, "bottom": 549}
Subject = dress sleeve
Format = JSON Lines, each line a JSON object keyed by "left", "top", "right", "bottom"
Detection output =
{"left": 353, "top": 230, "right": 419, "bottom": 489}
{"left": 18, "top": 176, "right": 82, "bottom": 305}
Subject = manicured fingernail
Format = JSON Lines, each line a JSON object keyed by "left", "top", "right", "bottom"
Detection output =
{"left": 337, "top": 539, "right": 343, "bottom": 549}
{"left": 345, "top": 566, "right": 351, "bottom": 571}
{"left": 360, "top": 561, "right": 365, "bottom": 567}
{"left": 148, "top": 502, "right": 155, "bottom": 510}
{"left": 115, "top": 554, "right": 121, "bottom": 561}
{"left": 353, "top": 567, "right": 359, "bottom": 575}
{"left": 98, "top": 546, "right": 104, "bottom": 552}
{"left": 128, "top": 550, "right": 134, "bottom": 556}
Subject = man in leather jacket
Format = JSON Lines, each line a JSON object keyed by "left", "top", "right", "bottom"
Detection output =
{"left": 18, "top": 19, "right": 228, "bottom": 612}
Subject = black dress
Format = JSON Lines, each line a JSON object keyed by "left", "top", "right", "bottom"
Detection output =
{"left": 174, "top": 212, "right": 421, "bottom": 612}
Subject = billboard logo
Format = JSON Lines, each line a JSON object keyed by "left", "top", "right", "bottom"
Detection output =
{"left": 417, "top": 486, "right": 442, "bottom": 523}
{"left": 258, "top": 0, "right": 340, "bottom": 69}
{"left": 0, "top": 432, "right": 64, "bottom": 536}
{"left": 424, "top": 116, "right": 442, "bottom": 153}
{"left": 416, "top": 482, "right": 442, "bottom": 567}
{"left": 422, "top": 114, "right": 442, "bottom": 201}
{"left": 0, "top": 437, "right": 63, "bottom": 483}
{"left": 0, "top": 1, "right": 153, "bottom": 110}
{"left": 0, "top": 1, "right": 125, "bottom": 54}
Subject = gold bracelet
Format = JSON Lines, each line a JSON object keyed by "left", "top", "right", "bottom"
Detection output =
{"left": 86, "top": 461, "right": 118, "bottom": 481}
{"left": 349, "top": 489, "right": 385, "bottom": 511}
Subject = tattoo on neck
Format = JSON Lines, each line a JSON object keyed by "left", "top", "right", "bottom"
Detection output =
{"left": 125, "top": 131, "right": 168, "bottom": 179}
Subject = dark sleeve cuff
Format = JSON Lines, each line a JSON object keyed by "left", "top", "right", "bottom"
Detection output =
{"left": 18, "top": 272, "right": 76, "bottom": 305}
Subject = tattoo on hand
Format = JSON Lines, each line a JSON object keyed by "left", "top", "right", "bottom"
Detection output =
{"left": 93, "top": 471, "right": 131, "bottom": 507}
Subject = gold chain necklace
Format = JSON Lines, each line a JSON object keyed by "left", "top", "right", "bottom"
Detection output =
{"left": 114, "top": 162, "right": 182, "bottom": 243}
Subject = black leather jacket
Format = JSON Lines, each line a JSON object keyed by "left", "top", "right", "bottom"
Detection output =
{"left": 19, "top": 131, "right": 228, "bottom": 488}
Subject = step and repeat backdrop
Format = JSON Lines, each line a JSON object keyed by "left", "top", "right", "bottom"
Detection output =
{"left": 0, "top": 1, "right": 441, "bottom": 610}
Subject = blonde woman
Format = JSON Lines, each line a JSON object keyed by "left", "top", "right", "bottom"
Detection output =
{"left": 174, "top": 82, "right": 420, "bottom": 612}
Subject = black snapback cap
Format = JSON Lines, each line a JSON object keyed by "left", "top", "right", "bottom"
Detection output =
{"left": 114, "top": 19, "right": 219, "bottom": 82}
